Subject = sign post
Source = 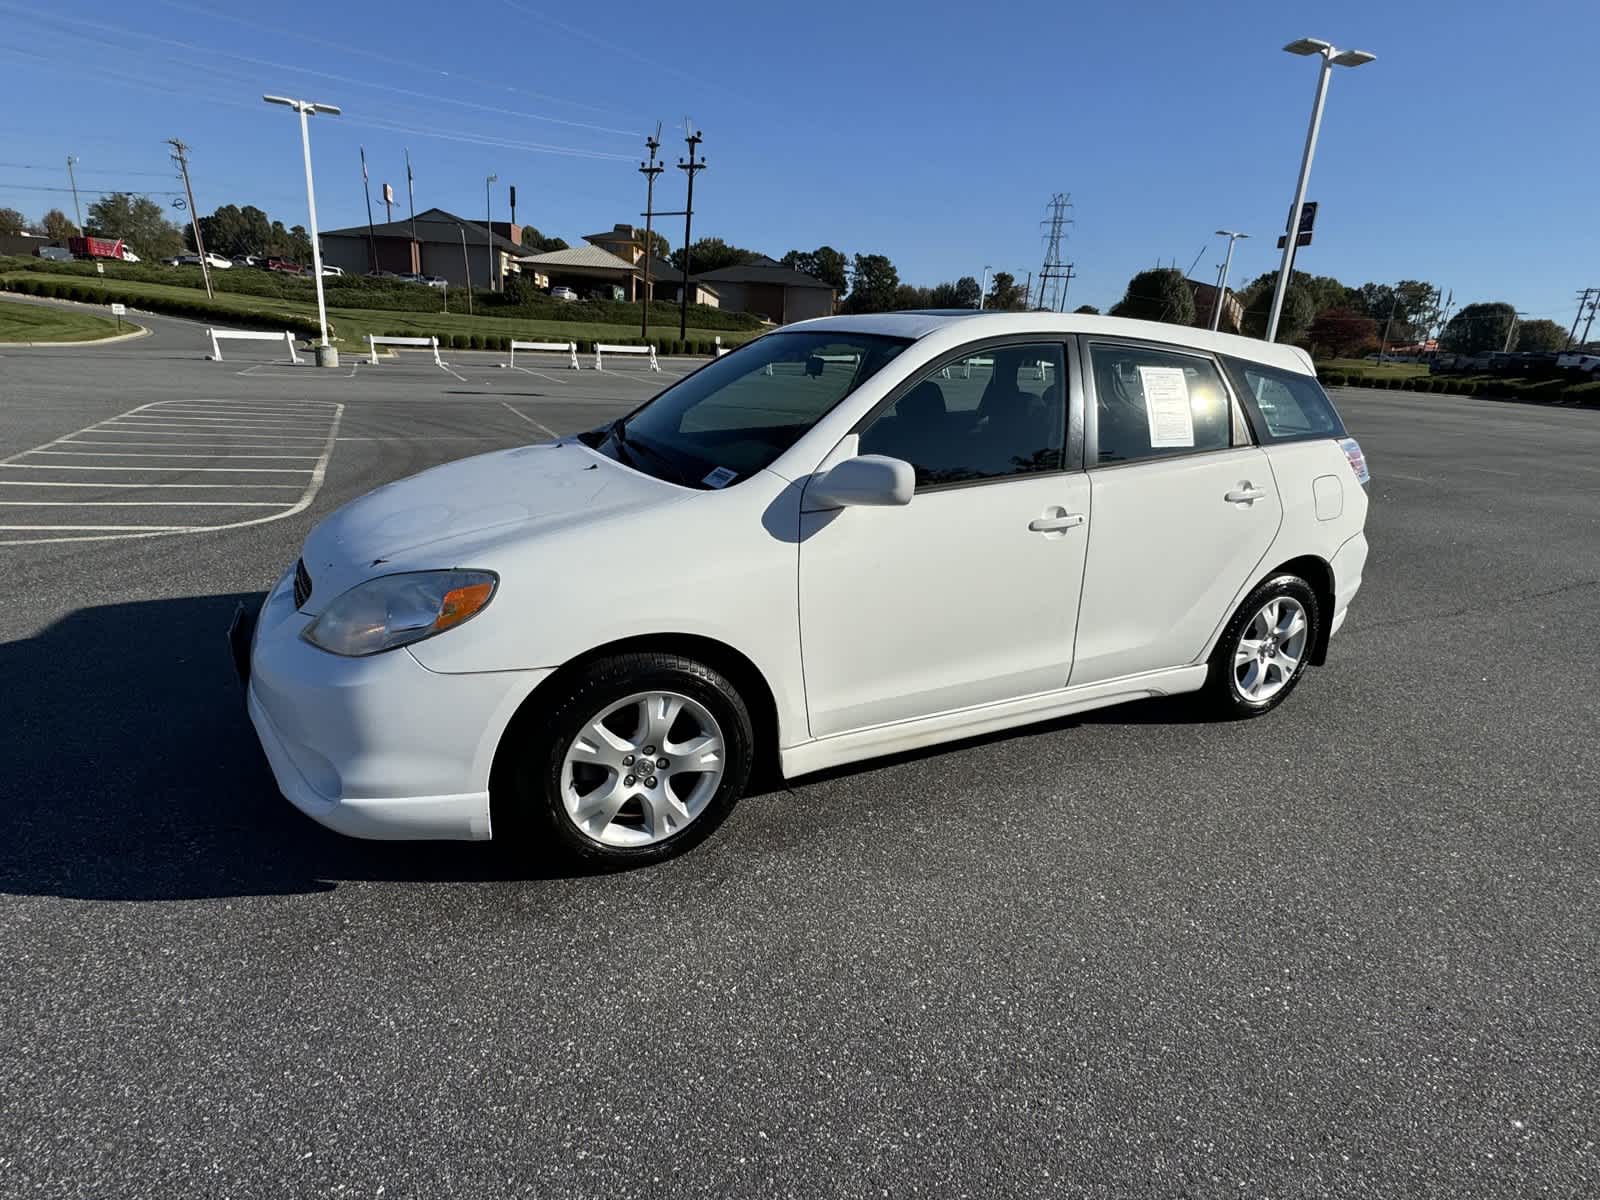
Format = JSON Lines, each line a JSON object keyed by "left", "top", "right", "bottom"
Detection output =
{"left": 110, "top": 302, "right": 126, "bottom": 332}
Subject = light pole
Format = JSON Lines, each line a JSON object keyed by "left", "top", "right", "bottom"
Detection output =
{"left": 978, "top": 265, "right": 991, "bottom": 310}
{"left": 1210, "top": 230, "right": 1248, "bottom": 331}
{"left": 65, "top": 155, "right": 84, "bottom": 231}
{"left": 264, "top": 94, "right": 341, "bottom": 363}
{"left": 1265, "top": 38, "right": 1375, "bottom": 343}
{"left": 484, "top": 173, "right": 498, "bottom": 293}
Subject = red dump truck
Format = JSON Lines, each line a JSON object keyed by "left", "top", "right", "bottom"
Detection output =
{"left": 67, "top": 235, "right": 128, "bottom": 261}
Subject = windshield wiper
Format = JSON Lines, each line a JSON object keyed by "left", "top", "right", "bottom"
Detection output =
{"left": 606, "top": 418, "right": 699, "bottom": 488}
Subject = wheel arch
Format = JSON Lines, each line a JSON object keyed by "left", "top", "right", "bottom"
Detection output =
{"left": 487, "top": 632, "right": 784, "bottom": 833}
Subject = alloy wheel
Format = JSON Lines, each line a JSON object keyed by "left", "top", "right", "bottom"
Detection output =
{"left": 559, "top": 690, "right": 726, "bottom": 848}
{"left": 1232, "top": 596, "right": 1309, "bottom": 703}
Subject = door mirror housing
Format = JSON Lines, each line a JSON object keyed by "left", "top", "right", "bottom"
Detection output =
{"left": 805, "top": 455, "right": 915, "bottom": 511}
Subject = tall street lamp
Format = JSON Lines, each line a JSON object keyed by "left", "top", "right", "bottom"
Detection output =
{"left": 485, "top": 173, "right": 498, "bottom": 293}
{"left": 1211, "top": 230, "right": 1249, "bottom": 331}
{"left": 264, "top": 94, "right": 341, "bottom": 363}
{"left": 978, "top": 265, "right": 992, "bottom": 310}
{"left": 1265, "top": 38, "right": 1375, "bottom": 343}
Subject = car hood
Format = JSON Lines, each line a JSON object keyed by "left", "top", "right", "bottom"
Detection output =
{"left": 298, "top": 439, "right": 682, "bottom": 609}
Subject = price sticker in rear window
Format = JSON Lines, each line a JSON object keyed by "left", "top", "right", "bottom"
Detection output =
{"left": 702, "top": 466, "right": 738, "bottom": 489}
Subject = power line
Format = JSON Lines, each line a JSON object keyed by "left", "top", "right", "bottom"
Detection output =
{"left": 0, "top": 161, "right": 175, "bottom": 177}
{"left": 0, "top": 182, "right": 185, "bottom": 196}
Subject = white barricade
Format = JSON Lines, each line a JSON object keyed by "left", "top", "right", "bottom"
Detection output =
{"left": 206, "top": 328, "right": 300, "bottom": 364}
{"left": 505, "top": 340, "right": 579, "bottom": 370}
{"left": 593, "top": 343, "right": 660, "bottom": 372}
{"left": 367, "top": 334, "right": 444, "bottom": 368}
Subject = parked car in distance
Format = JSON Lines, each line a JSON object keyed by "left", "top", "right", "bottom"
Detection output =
{"left": 37, "top": 246, "right": 73, "bottom": 262}
{"left": 233, "top": 254, "right": 264, "bottom": 267}
{"left": 320, "top": 264, "right": 344, "bottom": 277}
{"left": 204, "top": 252, "right": 233, "bottom": 269}
{"left": 425, "top": 276, "right": 448, "bottom": 290}
{"left": 549, "top": 286, "right": 578, "bottom": 301}
{"left": 237, "top": 311, "right": 1371, "bottom": 866}
{"left": 264, "top": 258, "right": 303, "bottom": 274}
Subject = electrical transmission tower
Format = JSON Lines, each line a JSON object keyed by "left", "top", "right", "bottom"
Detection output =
{"left": 1036, "top": 193, "right": 1075, "bottom": 312}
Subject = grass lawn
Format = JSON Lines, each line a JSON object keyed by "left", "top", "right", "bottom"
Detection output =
{"left": 1321, "top": 356, "right": 1429, "bottom": 378}
{"left": 0, "top": 297, "right": 130, "bottom": 343}
{"left": 0, "top": 270, "right": 754, "bottom": 351}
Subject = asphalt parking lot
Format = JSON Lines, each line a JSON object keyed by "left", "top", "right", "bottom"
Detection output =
{"left": 2, "top": 306, "right": 1597, "bottom": 1198}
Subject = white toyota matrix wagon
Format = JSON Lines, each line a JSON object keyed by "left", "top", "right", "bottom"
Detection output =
{"left": 236, "top": 312, "right": 1370, "bottom": 865}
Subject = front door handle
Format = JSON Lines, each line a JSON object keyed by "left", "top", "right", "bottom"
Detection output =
{"left": 1029, "top": 510, "right": 1085, "bottom": 533}
{"left": 1225, "top": 483, "right": 1268, "bottom": 504}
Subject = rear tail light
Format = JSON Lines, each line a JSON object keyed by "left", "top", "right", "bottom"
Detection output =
{"left": 1338, "top": 437, "right": 1370, "bottom": 486}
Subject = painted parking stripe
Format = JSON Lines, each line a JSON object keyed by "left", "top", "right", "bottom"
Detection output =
{"left": 0, "top": 398, "right": 343, "bottom": 546}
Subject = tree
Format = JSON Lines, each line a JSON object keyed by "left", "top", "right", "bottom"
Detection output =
{"left": 951, "top": 276, "right": 980, "bottom": 308}
{"left": 1515, "top": 318, "right": 1568, "bottom": 353}
{"left": 781, "top": 245, "right": 849, "bottom": 294}
{"left": 0, "top": 207, "right": 24, "bottom": 236}
{"left": 892, "top": 283, "right": 934, "bottom": 310}
{"left": 1307, "top": 307, "right": 1379, "bottom": 359}
{"left": 1243, "top": 283, "right": 1314, "bottom": 340}
{"left": 519, "top": 225, "right": 568, "bottom": 253}
{"left": 843, "top": 252, "right": 899, "bottom": 314}
{"left": 1074, "top": 304, "right": 1100, "bottom": 314}
{"left": 41, "top": 209, "right": 78, "bottom": 240}
{"left": 197, "top": 204, "right": 275, "bottom": 257}
{"left": 670, "top": 237, "right": 760, "bottom": 275}
{"left": 985, "top": 271, "right": 1026, "bottom": 312}
{"left": 85, "top": 192, "right": 185, "bottom": 259}
{"left": 1440, "top": 302, "right": 1516, "bottom": 355}
{"left": 1355, "top": 279, "right": 1441, "bottom": 344}
{"left": 1109, "top": 267, "right": 1195, "bottom": 325}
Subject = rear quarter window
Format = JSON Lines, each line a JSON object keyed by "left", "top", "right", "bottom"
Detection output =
{"left": 1225, "top": 357, "right": 1347, "bottom": 443}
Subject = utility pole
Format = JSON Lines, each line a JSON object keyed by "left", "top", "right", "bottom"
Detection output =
{"left": 360, "top": 147, "right": 378, "bottom": 274}
{"left": 1570, "top": 288, "right": 1596, "bottom": 348}
{"left": 404, "top": 149, "right": 419, "bottom": 271}
{"left": 65, "top": 155, "right": 84, "bottom": 231}
{"left": 638, "top": 126, "right": 663, "bottom": 340}
{"left": 166, "top": 139, "right": 213, "bottom": 299}
{"left": 485, "top": 172, "right": 498, "bottom": 292}
{"left": 509, "top": 183, "right": 517, "bottom": 228}
{"left": 1502, "top": 311, "right": 1524, "bottom": 354}
{"left": 1037, "top": 193, "right": 1075, "bottom": 311}
{"left": 1581, "top": 292, "right": 1599, "bottom": 346}
{"left": 1378, "top": 292, "right": 1399, "bottom": 362}
{"left": 458, "top": 226, "right": 473, "bottom": 314}
{"left": 676, "top": 129, "right": 705, "bottom": 341}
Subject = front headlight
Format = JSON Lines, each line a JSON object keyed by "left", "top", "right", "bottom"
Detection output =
{"left": 301, "top": 569, "right": 498, "bottom": 657}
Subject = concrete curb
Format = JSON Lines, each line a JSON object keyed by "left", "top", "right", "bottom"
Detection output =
{"left": 1, "top": 324, "right": 152, "bottom": 348}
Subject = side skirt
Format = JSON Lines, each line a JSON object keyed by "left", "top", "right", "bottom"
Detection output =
{"left": 779, "top": 665, "right": 1209, "bottom": 779}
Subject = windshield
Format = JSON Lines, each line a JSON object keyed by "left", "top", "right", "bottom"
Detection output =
{"left": 593, "top": 331, "right": 910, "bottom": 488}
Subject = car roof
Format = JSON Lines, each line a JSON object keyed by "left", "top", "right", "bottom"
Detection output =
{"left": 780, "top": 310, "right": 1317, "bottom": 376}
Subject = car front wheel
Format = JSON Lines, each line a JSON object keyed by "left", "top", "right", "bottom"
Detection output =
{"left": 1201, "top": 575, "right": 1321, "bottom": 718}
{"left": 504, "top": 652, "right": 754, "bottom": 866}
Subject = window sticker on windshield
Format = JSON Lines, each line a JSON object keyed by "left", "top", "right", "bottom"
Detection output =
{"left": 702, "top": 466, "right": 738, "bottom": 489}
{"left": 1137, "top": 366, "right": 1195, "bottom": 448}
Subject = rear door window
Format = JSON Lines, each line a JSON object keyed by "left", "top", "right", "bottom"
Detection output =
{"left": 1086, "top": 343, "right": 1237, "bottom": 465}
{"left": 1226, "top": 359, "right": 1348, "bottom": 442}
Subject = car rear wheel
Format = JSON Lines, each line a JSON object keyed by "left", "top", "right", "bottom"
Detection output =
{"left": 504, "top": 652, "right": 754, "bottom": 866}
{"left": 1200, "top": 575, "right": 1320, "bottom": 718}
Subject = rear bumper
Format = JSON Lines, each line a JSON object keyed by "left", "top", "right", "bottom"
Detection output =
{"left": 242, "top": 565, "right": 551, "bottom": 840}
{"left": 1329, "top": 530, "right": 1368, "bottom": 639}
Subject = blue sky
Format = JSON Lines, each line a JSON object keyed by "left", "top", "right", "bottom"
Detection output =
{"left": 1, "top": 0, "right": 1595, "bottom": 325}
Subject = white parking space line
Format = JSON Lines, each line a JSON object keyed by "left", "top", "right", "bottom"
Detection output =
{"left": 0, "top": 481, "right": 302, "bottom": 489}
{"left": 506, "top": 366, "right": 571, "bottom": 385}
{"left": 0, "top": 398, "right": 343, "bottom": 546}
{"left": 4, "top": 464, "right": 314, "bottom": 473}
{"left": 236, "top": 363, "right": 358, "bottom": 378}
{"left": 500, "top": 402, "right": 559, "bottom": 439}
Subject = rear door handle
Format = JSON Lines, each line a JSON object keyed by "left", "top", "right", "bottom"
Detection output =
{"left": 1225, "top": 484, "right": 1268, "bottom": 504}
{"left": 1029, "top": 511, "right": 1085, "bottom": 533}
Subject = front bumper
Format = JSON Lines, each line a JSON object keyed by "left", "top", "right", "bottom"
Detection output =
{"left": 242, "top": 567, "right": 551, "bottom": 840}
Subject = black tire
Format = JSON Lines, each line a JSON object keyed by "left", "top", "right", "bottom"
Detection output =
{"left": 1199, "top": 574, "right": 1321, "bottom": 719}
{"left": 500, "top": 652, "right": 755, "bottom": 867}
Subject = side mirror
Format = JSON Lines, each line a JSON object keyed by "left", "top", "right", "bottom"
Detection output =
{"left": 805, "top": 455, "right": 915, "bottom": 511}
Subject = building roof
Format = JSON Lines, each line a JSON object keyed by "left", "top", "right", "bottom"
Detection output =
{"left": 583, "top": 226, "right": 638, "bottom": 244}
{"left": 777, "top": 311, "right": 1317, "bottom": 376}
{"left": 693, "top": 261, "right": 833, "bottom": 290}
{"left": 321, "top": 208, "right": 524, "bottom": 254}
{"left": 515, "top": 244, "right": 637, "bottom": 273}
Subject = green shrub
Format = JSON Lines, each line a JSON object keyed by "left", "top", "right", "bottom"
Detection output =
{"left": 468, "top": 333, "right": 483, "bottom": 350}
{"left": 1320, "top": 370, "right": 1346, "bottom": 387}
{"left": 1565, "top": 381, "right": 1600, "bottom": 406}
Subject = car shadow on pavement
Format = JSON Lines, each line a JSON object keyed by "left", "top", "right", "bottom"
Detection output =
{"left": 0, "top": 593, "right": 593, "bottom": 902}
